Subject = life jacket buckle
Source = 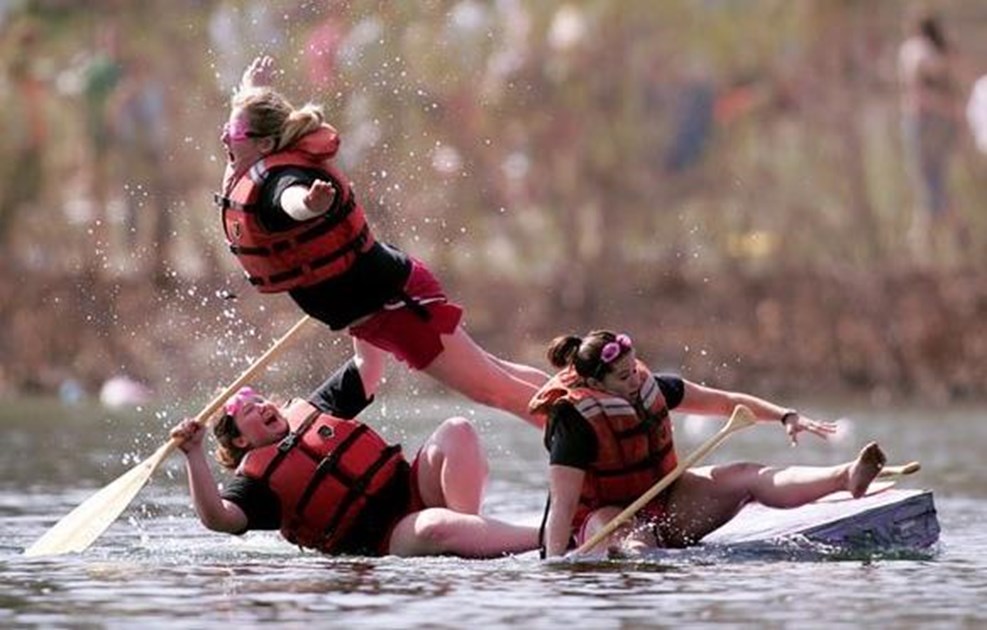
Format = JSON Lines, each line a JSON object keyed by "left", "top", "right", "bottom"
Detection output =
{"left": 278, "top": 432, "right": 299, "bottom": 453}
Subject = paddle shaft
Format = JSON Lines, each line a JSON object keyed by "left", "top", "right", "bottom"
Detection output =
{"left": 160, "top": 314, "right": 315, "bottom": 459}
{"left": 574, "top": 404, "right": 758, "bottom": 556}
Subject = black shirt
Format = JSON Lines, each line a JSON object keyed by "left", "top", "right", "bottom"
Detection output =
{"left": 220, "top": 360, "right": 415, "bottom": 556}
{"left": 259, "top": 166, "right": 413, "bottom": 329}
{"left": 544, "top": 374, "right": 686, "bottom": 469}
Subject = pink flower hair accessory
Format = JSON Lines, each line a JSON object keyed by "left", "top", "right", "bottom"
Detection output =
{"left": 224, "top": 386, "right": 259, "bottom": 417}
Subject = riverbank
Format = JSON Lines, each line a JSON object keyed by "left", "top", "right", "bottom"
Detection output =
{"left": 3, "top": 266, "right": 985, "bottom": 405}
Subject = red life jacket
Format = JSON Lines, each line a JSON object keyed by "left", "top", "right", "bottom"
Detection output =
{"left": 530, "top": 361, "right": 678, "bottom": 529}
{"left": 237, "top": 399, "right": 405, "bottom": 553}
{"left": 215, "top": 126, "right": 376, "bottom": 293}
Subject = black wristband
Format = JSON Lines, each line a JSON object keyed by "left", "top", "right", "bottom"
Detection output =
{"left": 780, "top": 410, "right": 798, "bottom": 425}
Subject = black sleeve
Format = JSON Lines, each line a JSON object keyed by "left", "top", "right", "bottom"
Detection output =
{"left": 654, "top": 374, "right": 685, "bottom": 410}
{"left": 545, "top": 402, "right": 597, "bottom": 469}
{"left": 306, "top": 357, "right": 373, "bottom": 419}
{"left": 257, "top": 167, "right": 323, "bottom": 232}
{"left": 220, "top": 475, "right": 282, "bottom": 532}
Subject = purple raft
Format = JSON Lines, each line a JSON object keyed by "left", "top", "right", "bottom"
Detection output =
{"left": 703, "top": 487, "right": 940, "bottom": 551}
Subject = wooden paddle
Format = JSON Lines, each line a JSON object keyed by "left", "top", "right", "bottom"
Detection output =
{"left": 878, "top": 461, "right": 921, "bottom": 478}
{"left": 573, "top": 404, "right": 759, "bottom": 557}
{"left": 23, "top": 315, "right": 314, "bottom": 557}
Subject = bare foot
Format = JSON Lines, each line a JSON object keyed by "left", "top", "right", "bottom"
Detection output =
{"left": 847, "top": 442, "right": 886, "bottom": 498}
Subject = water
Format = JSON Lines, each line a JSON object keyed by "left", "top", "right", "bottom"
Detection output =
{"left": 2, "top": 396, "right": 986, "bottom": 628}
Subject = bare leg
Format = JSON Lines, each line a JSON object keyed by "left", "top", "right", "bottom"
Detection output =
{"left": 486, "top": 353, "right": 549, "bottom": 388}
{"left": 415, "top": 417, "right": 488, "bottom": 513}
{"left": 352, "top": 337, "right": 387, "bottom": 398}
{"left": 424, "top": 326, "right": 544, "bottom": 428}
{"left": 661, "top": 443, "right": 887, "bottom": 546}
{"left": 387, "top": 508, "right": 539, "bottom": 557}
{"left": 388, "top": 416, "right": 538, "bottom": 557}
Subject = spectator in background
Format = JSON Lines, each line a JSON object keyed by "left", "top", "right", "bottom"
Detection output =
{"left": 0, "top": 20, "right": 49, "bottom": 257}
{"left": 80, "top": 21, "right": 123, "bottom": 272}
{"left": 966, "top": 73, "right": 987, "bottom": 154}
{"left": 303, "top": 14, "right": 345, "bottom": 90}
{"left": 111, "top": 51, "right": 173, "bottom": 284}
{"left": 663, "top": 61, "right": 716, "bottom": 175}
{"left": 898, "top": 8, "right": 968, "bottom": 261}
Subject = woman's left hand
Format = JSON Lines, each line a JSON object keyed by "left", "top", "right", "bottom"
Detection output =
{"left": 783, "top": 412, "right": 837, "bottom": 446}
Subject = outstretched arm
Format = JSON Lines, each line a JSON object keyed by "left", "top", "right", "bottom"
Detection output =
{"left": 676, "top": 380, "right": 836, "bottom": 445}
{"left": 170, "top": 419, "right": 249, "bottom": 533}
{"left": 279, "top": 179, "right": 336, "bottom": 221}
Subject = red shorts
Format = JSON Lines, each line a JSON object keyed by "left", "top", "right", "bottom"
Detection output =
{"left": 349, "top": 259, "right": 463, "bottom": 370}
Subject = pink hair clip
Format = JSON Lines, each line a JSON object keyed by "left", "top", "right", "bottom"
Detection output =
{"left": 600, "top": 333, "right": 632, "bottom": 364}
{"left": 224, "top": 386, "right": 258, "bottom": 417}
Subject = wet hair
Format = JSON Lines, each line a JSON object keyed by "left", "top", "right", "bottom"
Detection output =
{"left": 231, "top": 87, "right": 328, "bottom": 152}
{"left": 546, "top": 329, "right": 630, "bottom": 380}
{"left": 212, "top": 412, "right": 248, "bottom": 470}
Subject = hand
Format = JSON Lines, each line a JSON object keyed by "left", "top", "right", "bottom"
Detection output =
{"left": 239, "top": 55, "right": 276, "bottom": 91}
{"left": 304, "top": 179, "right": 336, "bottom": 214}
{"left": 783, "top": 412, "right": 837, "bottom": 447}
{"left": 170, "top": 418, "right": 207, "bottom": 454}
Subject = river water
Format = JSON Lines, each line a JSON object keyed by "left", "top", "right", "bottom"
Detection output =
{"left": 2, "top": 395, "right": 985, "bottom": 628}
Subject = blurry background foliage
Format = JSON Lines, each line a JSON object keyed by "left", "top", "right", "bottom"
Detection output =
{"left": 1, "top": 0, "right": 986, "bottom": 405}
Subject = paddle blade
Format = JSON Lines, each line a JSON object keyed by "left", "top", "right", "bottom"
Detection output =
{"left": 23, "top": 443, "right": 172, "bottom": 557}
{"left": 878, "top": 461, "right": 921, "bottom": 479}
{"left": 724, "top": 404, "right": 758, "bottom": 433}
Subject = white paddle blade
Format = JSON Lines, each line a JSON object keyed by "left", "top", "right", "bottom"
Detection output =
{"left": 878, "top": 461, "right": 921, "bottom": 479}
{"left": 23, "top": 444, "right": 171, "bottom": 557}
{"left": 23, "top": 317, "right": 313, "bottom": 558}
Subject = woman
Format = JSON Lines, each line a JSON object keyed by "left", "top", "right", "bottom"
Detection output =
{"left": 530, "top": 330, "right": 890, "bottom": 558}
{"left": 215, "top": 55, "right": 546, "bottom": 427}
{"left": 170, "top": 338, "right": 539, "bottom": 558}
{"left": 897, "top": 9, "right": 967, "bottom": 255}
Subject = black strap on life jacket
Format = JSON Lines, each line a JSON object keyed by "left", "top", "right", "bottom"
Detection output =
{"left": 228, "top": 195, "right": 359, "bottom": 257}
{"left": 319, "top": 442, "right": 403, "bottom": 548}
{"left": 292, "top": 423, "right": 372, "bottom": 518}
{"left": 244, "top": 224, "right": 371, "bottom": 289}
{"left": 538, "top": 494, "right": 551, "bottom": 559}
{"left": 258, "top": 410, "right": 321, "bottom": 482}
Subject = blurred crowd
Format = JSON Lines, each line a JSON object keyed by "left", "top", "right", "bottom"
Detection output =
{"left": 2, "top": 0, "right": 987, "bottom": 402}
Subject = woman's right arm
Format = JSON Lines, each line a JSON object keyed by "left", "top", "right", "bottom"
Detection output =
{"left": 279, "top": 179, "right": 336, "bottom": 221}
{"left": 171, "top": 419, "right": 249, "bottom": 534}
{"left": 544, "top": 465, "right": 585, "bottom": 557}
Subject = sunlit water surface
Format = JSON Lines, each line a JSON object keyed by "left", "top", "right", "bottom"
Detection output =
{"left": 2, "top": 397, "right": 986, "bottom": 628}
